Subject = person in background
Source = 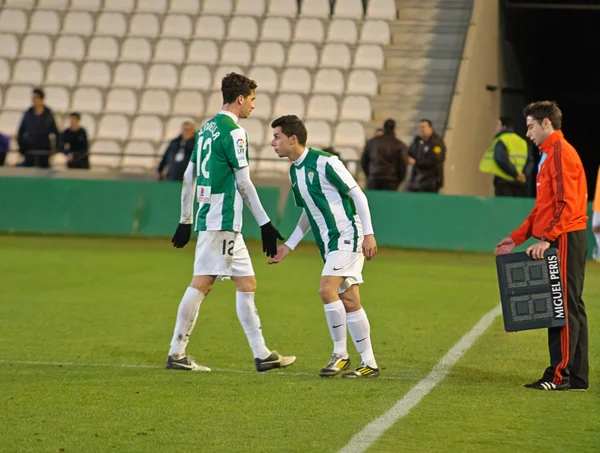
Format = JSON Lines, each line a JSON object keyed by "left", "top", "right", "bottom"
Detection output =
{"left": 158, "top": 121, "right": 197, "bottom": 182}
{"left": 17, "top": 88, "right": 59, "bottom": 168}
{"left": 592, "top": 167, "right": 600, "bottom": 262}
{"left": 60, "top": 112, "right": 89, "bottom": 169}
{"left": 360, "top": 119, "right": 408, "bottom": 191}
{"left": 374, "top": 128, "right": 383, "bottom": 137}
{"left": 479, "top": 116, "right": 529, "bottom": 197}
{"left": 0, "top": 131, "right": 9, "bottom": 166}
{"left": 407, "top": 119, "right": 447, "bottom": 193}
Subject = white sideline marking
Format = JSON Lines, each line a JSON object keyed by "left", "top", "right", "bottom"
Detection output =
{"left": 338, "top": 304, "right": 502, "bottom": 453}
{"left": 0, "top": 359, "right": 412, "bottom": 381}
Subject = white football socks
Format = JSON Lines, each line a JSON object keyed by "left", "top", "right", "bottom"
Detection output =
{"left": 347, "top": 308, "right": 378, "bottom": 369}
{"left": 169, "top": 287, "right": 205, "bottom": 358}
{"left": 236, "top": 292, "right": 271, "bottom": 360}
{"left": 594, "top": 232, "right": 600, "bottom": 259}
{"left": 324, "top": 300, "right": 348, "bottom": 358}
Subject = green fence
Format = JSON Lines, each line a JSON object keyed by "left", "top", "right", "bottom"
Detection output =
{"left": 0, "top": 176, "right": 595, "bottom": 258}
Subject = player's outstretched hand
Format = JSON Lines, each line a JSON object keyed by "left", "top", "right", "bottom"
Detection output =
{"left": 363, "top": 234, "right": 377, "bottom": 261}
{"left": 494, "top": 237, "right": 515, "bottom": 255}
{"left": 268, "top": 244, "right": 291, "bottom": 265}
{"left": 526, "top": 240, "right": 550, "bottom": 260}
{"left": 261, "top": 221, "right": 284, "bottom": 258}
{"left": 171, "top": 223, "right": 191, "bottom": 248}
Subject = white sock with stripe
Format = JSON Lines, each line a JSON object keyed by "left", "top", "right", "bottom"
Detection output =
{"left": 324, "top": 300, "right": 348, "bottom": 358}
{"left": 169, "top": 287, "right": 205, "bottom": 358}
{"left": 594, "top": 232, "right": 600, "bottom": 258}
{"left": 347, "top": 308, "right": 378, "bottom": 369}
{"left": 236, "top": 292, "right": 271, "bottom": 360}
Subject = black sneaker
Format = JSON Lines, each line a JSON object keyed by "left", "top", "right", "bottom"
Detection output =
{"left": 166, "top": 355, "right": 211, "bottom": 372}
{"left": 524, "top": 380, "right": 569, "bottom": 391}
{"left": 319, "top": 354, "right": 351, "bottom": 377}
{"left": 342, "top": 364, "right": 379, "bottom": 379}
{"left": 255, "top": 350, "right": 296, "bottom": 372}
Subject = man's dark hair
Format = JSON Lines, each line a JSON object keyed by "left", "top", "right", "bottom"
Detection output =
{"left": 221, "top": 72, "right": 257, "bottom": 104}
{"left": 33, "top": 88, "right": 45, "bottom": 100}
{"left": 523, "top": 101, "right": 562, "bottom": 130}
{"left": 419, "top": 118, "right": 433, "bottom": 127}
{"left": 271, "top": 115, "right": 308, "bottom": 146}
{"left": 499, "top": 116, "right": 513, "bottom": 129}
{"left": 383, "top": 119, "right": 395, "bottom": 133}
{"left": 70, "top": 112, "right": 81, "bottom": 120}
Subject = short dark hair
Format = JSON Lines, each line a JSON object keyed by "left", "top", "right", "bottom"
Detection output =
{"left": 523, "top": 101, "right": 562, "bottom": 130}
{"left": 271, "top": 115, "right": 308, "bottom": 146}
{"left": 499, "top": 116, "right": 513, "bottom": 129}
{"left": 221, "top": 72, "right": 257, "bottom": 104}
{"left": 383, "top": 119, "right": 395, "bottom": 133}
{"left": 33, "top": 88, "right": 45, "bottom": 100}
{"left": 419, "top": 119, "right": 433, "bottom": 127}
{"left": 70, "top": 112, "right": 81, "bottom": 120}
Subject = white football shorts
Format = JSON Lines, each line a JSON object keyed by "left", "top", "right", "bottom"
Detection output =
{"left": 322, "top": 250, "right": 365, "bottom": 294}
{"left": 593, "top": 211, "right": 600, "bottom": 227}
{"left": 193, "top": 231, "right": 255, "bottom": 280}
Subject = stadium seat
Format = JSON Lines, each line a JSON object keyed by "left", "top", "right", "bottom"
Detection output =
{"left": 20, "top": 35, "right": 52, "bottom": 59}
{"left": 71, "top": 87, "right": 103, "bottom": 113}
{"left": 122, "top": 154, "right": 157, "bottom": 172}
{"left": 188, "top": 40, "right": 219, "bottom": 65}
{"left": 235, "top": 0, "right": 266, "bottom": 16}
{"left": 44, "top": 86, "right": 70, "bottom": 114}
{"left": 306, "top": 95, "right": 338, "bottom": 121}
{"left": 353, "top": 44, "right": 384, "bottom": 69}
{"left": 287, "top": 43, "right": 318, "bottom": 68}
{"left": 90, "top": 140, "right": 121, "bottom": 156}
{"left": 273, "top": 94, "right": 305, "bottom": 118}
{"left": 203, "top": 0, "right": 233, "bottom": 14}
{"left": 12, "top": 60, "right": 43, "bottom": 85}
{"left": 78, "top": 113, "right": 96, "bottom": 138}
{"left": 38, "top": 0, "right": 68, "bottom": 9}
{"left": 70, "top": 0, "right": 101, "bottom": 11}
{"left": 0, "top": 111, "right": 21, "bottom": 136}
{"left": 327, "top": 20, "right": 357, "bottom": 43}
{"left": 97, "top": 114, "right": 130, "bottom": 140}
{"left": 62, "top": 12, "right": 94, "bottom": 35}
{"left": 45, "top": 61, "right": 78, "bottom": 87}
{"left": 154, "top": 39, "right": 185, "bottom": 63}
{"left": 0, "top": 59, "right": 9, "bottom": 85}
{"left": 249, "top": 92, "right": 272, "bottom": 119}
{"left": 79, "top": 62, "right": 111, "bottom": 87}
{"left": 104, "top": 0, "right": 134, "bottom": 12}
{"left": 96, "top": 13, "right": 127, "bottom": 37}
{"left": 347, "top": 70, "right": 378, "bottom": 95}
{"left": 294, "top": 18, "right": 325, "bottom": 43}
{"left": 248, "top": 67, "right": 278, "bottom": 93}
{"left": 88, "top": 37, "right": 119, "bottom": 62}
{"left": 162, "top": 15, "right": 193, "bottom": 39}
{"left": 164, "top": 116, "right": 192, "bottom": 140}
{"left": 139, "top": 90, "right": 171, "bottom": 115}
{"left": 113, "top": 63, "right": 145, "bottom": 88}
{"left": 173, "top": 91, "right": 204, "bottom": 116}
{"left": 360, "top": 20, "right": 390, "bottom": 44}
{"left": 146, "top": 64, "right": 178, "bottom": 89}
{"left": 29, "top": 10, "right": 60, "bottom": 35}
{"left": 121, "top": 38, "right": 152, "bottom": 62}
{"left": 4, "top": 85, "right": 32, "bottom": 110}
{"left": 300, "top": 0, "right": 330, "bottom": 18}
{"left": 254, "top": 42, "right": 285, "bottom": 67}
{"left": 334, "top": 121, "right": 365, "bottom": 147}
{"left": 195, "top": 16, "right": 226, "bottom": 40}
{"left": 313, "top": 69, "right": 344, "bottom": 94}
{"left": 320, "top": 44, "right": 351, "bottom": 69}
{"left": 170, "top": 0, "right": 200, "bottom": 14}
{"left": 212, "top": 66, "right": 243, "bottom": 89}
{"left": 53, "top": 36, "right": 85, "bottom": 61}
{"left": 129, "top": 14, "right": 160, "bottom": 38}
{"left": 136, "top": 0, "right": 167, "bottom": 13}
{"left": 104, "top": 88, "right": 138, "bottom": 114}
{"left": 260, "top": 18, "right": 292, "bottom": 42}
{"left": 340, "top": 96, "right": 372, "bottom": 121}
{"left": 123, "top": 140, "right": 156, "bottom": 157}
{"left": 0, "top": 9, "right": 27, "bottom": 33}
{"left": 179, "top": 65, "right": 211, "bottom": 90}
{"left": 240, "top": 118, "right": 265, "bottom": 144}
{"left": 305, "top": 120, "right": 332, "bottom": 147}
{"left": 220, "top": 41, "right": 252, "bottom": 66}
{"left": 50, "top": 152, "right": 68, "bottom": 169}
{"left": 256, "top": 145, "right": 285, "bottom": 174}
{"left": 338, "top": 147, "right": 359, "bottom": 161}
{"left": 267, "top": 0, "right": 297, "bottom": 17}
{"left": 228, "top": 16, "right": 259, "bottom": 41}
{"left": 5, "top": 0, "right": 34, "bottom": 6}
{"left": 90, "top": 153, "right": 122, "bottom": 169}
{"left": 279, "top": 68, "right": 311, "bottom": 93}
{"left": 0, "top": 34, "right": 18, "bottom": 58}
{"left": 366, "top": 0, "right": 397, "bottom": 20}
{"left": 206, "top": 91, "right": 223, "bottom": 114}
{"left": 333, "top": 0, "right": 363, "bottom": 19}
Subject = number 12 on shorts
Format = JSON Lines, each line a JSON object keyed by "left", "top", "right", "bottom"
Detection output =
{"left": 222, "top": 240, "right": 234, "bottom": 256}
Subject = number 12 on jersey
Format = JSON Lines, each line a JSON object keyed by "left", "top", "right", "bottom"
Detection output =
{"left": 197, "top": 136, "right": 212, "bottom": 179}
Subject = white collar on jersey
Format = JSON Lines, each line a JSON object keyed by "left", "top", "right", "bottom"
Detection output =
{"left": 293, "top": 147, "right": 309, "bottom": 166}
{"left": 218, "top": 110, "right": 239, "bottom": 124}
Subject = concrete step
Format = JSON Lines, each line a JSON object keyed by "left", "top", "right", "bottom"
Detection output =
{"left": 390, "top": 20, "right": 470, "bottom": 34}
{"left": 395, "top": 0, "right": 473, "bottom": 9}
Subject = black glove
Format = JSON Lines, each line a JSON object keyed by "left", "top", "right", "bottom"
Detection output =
{"left": 261, "top": 222, "right": 284, "bottom": 258}
{"left": 171, "top": 223, "right": 192, "bottom": 248}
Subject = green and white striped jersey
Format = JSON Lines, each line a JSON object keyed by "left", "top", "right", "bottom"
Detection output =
{"left": 290, "top": 148, "right": 362, "bottom": 260}
{"left": 190, "top": 111, "right": 249, "bottom": 232}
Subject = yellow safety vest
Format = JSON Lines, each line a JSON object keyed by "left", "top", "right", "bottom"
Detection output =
{"left": 479, "top": 132, "right": 528, "bottom": 182}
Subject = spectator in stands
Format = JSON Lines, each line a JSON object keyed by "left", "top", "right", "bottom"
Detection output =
{"left": 361, "top": 119, "right": 408, "bottom": 191}
{"left": 17, "top": 88, "right": 59, "bottom": 169}
{"left": 375, "top": 128, "right": 383, "bottom": 136}
{"left": 479, "top": 116, "right": 530, "bottom": 197}
{"left": 60, "top": 112, "right": 89, "bottom": 170}
{"left": 0, "top": 131, "right": 9, "bottom": 167}
{"left": 158, "top": 120, "right": 197, "bottom": 182}
{"left": 407, "top": 119, "right": 447, "bottom": 193}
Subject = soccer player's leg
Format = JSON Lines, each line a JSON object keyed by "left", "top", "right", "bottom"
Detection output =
{"left": 592, "top": 211, "right": 600, "bottom": 262}
{"left": 231, "top": 234, "right": 296, "bottom": 372}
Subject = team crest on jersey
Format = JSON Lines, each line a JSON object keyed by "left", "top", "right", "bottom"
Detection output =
{"left": 308, "top": 171, "right": 314, "bottom": 184}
